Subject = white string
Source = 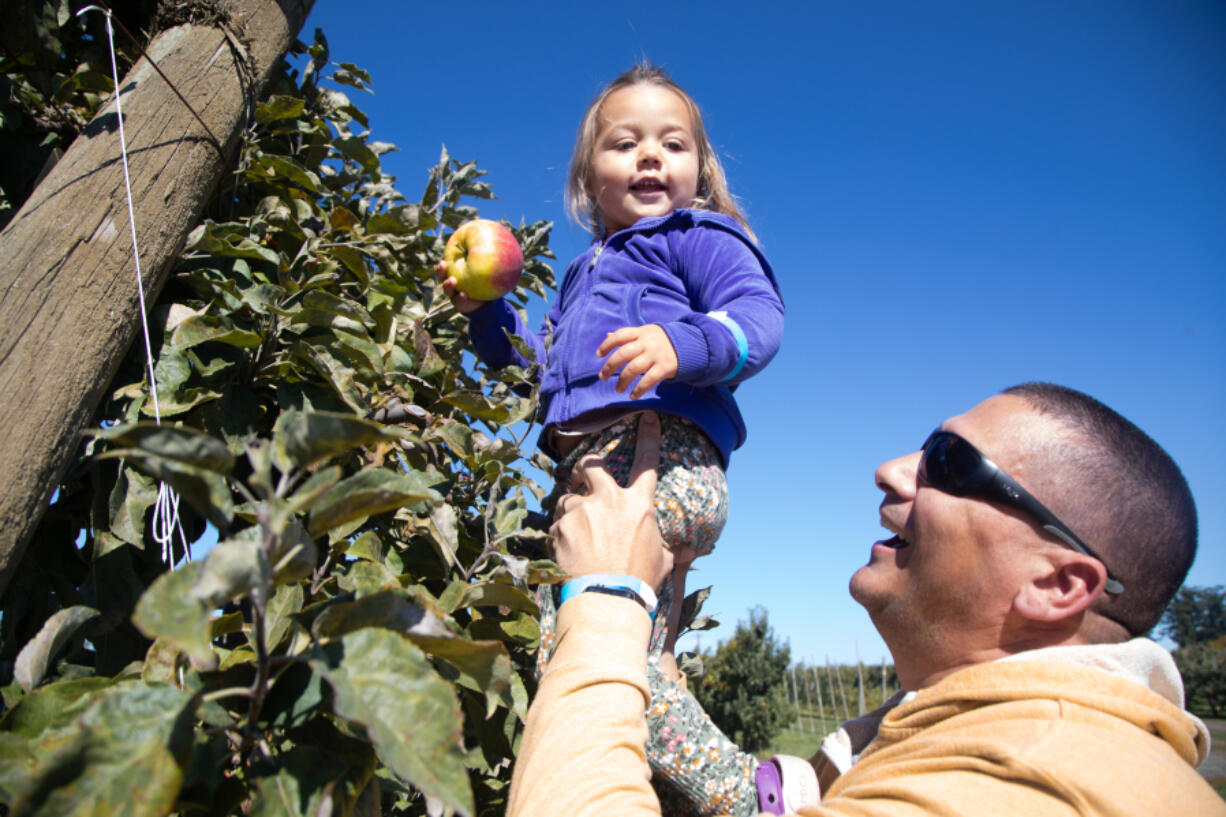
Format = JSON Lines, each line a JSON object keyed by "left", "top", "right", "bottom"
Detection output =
{"left": 79, "top": 5, "right": 190, "bottom": 568}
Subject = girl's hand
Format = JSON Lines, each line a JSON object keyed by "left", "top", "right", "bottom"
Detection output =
{"left": 435, "top": 261, "right": 490, "bottom": 314}
{"left": 597, "top": 324, "right": 679, "bottom": 399}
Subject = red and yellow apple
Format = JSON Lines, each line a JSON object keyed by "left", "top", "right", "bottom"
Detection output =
{"left": 442, "top": 219, "right": 523, "bottom": 301}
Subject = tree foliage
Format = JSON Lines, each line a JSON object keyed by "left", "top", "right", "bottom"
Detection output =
{"left": 0, "top": 0, "right": 156, "bottom": 228}
{"left": 692, "top": 607, "right": 792, "bottom": 753}
{"left": 1172, "top": 642, "right": 1226, "bottom": 719}
{"left": 1, "top": 15, "right": 561, "bottom": 817}
{"left": 1160, "top": 585, "right": 1226, "bottom": 719}
{"left": 1159, "top": 585, "right": 1226, "bottom": 648}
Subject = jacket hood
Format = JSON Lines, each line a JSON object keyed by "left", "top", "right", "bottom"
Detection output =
{"left": 881, "top": 638, "right": 1211, "bottom": 768}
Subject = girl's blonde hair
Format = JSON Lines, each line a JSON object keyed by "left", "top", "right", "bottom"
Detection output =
{"left": 565, "top": 63, "right": 754, "bottom": 240}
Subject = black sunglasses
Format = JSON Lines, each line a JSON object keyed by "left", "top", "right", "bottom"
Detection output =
{"left": 919, "top": 430, "right": 1124, "bottom": 595}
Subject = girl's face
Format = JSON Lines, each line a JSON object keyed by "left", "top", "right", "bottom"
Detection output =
{"left": 590, "top": 84, "right": 700, "bottom": 235}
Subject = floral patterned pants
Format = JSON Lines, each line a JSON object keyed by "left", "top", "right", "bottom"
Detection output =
{"left": 537, "top": 414, "right": 760, "bottom": 817}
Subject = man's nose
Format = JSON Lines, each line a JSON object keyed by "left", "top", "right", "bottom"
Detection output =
{"left": 875, "top": 450, "right": 921, "bottom": 500}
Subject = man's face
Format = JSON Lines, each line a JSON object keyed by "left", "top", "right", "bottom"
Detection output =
{"left": 849, "top": 394, "right": 1063, "bottom": 686}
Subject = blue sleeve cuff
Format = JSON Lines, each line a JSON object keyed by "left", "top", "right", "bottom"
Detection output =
{"left": 705, "top": 310, "right": 749, "bottom": 382}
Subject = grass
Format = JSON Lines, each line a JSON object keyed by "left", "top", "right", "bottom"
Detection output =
{"left": 762, "top": 711, "right": 839, "bottom": 760}
{"left": 1204, "top": 719, "right": 1226, "bottom": 800}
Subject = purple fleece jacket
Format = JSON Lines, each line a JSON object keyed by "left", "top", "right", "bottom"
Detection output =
{"left": 466, "top": 209, "right": 784, "bottom": 467}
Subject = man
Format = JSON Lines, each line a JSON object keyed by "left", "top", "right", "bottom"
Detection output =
{"left": 508, "top": 386, "right": 1223, "bottom": 816}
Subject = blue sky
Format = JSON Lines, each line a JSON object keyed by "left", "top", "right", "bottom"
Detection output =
{"left": 303, "top": 1, "right": 1225, "bottom": 664}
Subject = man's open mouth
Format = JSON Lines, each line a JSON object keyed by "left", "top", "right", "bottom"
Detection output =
{"left": 881, "top": 533, "right": 911, "bottom": 549}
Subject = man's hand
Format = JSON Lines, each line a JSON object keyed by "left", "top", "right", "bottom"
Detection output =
{"left": 597, "top": 325, "right": 679, "bottom": 400}
{"left": 436, "top": 260, "right": 490, "bottom": 314}
{"left": 550, "top": 413, "right": 672, "bottom": 589}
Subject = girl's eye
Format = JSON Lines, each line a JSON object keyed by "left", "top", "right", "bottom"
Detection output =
{"left": 615, "top": 140, "right": 635, "bottom": 151}
{"left": 665, "top": 140, "right": 686, "bottom": 152}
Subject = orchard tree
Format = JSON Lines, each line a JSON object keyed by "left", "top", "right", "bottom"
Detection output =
{"left": 0, "top": 18, "right": 560, "bottom": 817}
{"left": 693, "top": 607, "right": 793, "bottom": 753}
{"left": 1159, "top": 585, "right": 1226, "bottom": 648}
{"left": 1160, "top": 585, "right": 1226, "bottom": 719}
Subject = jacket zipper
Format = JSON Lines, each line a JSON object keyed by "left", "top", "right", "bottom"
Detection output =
{"left": 565, "top": 242, "right": 604, "bottom": 418}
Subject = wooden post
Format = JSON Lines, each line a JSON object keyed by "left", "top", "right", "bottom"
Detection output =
{"left": 789, "top": 665, "right": 805, "bottom": 733}
{"left": 0, "top": 0, "right": 315, "bottom": 598}
{"left": 801, "top": 663, "right": 815, "bottom": 734}
{"left": 856, "top": 650, "right": 866, "bottom": 716}
{"left": 812, "top": 666, "right": 824, "bottom": 735}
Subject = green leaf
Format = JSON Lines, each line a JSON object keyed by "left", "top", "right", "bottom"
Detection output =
{"left": 131, "top": 563, "right": 216, "bottom": 670}
{"left": 332, "top": 136, "right": 380, "bottom": 175}
{"left": 463, "top": 581, "right": 541, "bottom": 618}
{"left": 108, "top": 465, "right": 158, "bottom": 547}
{"left": 190, "top": 535, "right": 271, "bottom": 608}
{"left": 187, "top": 222, "right": 280, "bottom": 266}
{"left": 140, "top": 638, "right": 183, "bottom": 685}
{"left": 410, "top": 635, "right": 512, "bottom": 718}
{"left": 680, "top": 585, "right": 715, "bottom": 635}
{"left": 311, "top": 629, "right": 473, "bottom": 816}
{"left": 264, "top": 582, "right": 304, "bottom": 652}
{"left": 412, "top": 319, "right": 445, "bottom": 379}
{"left": 312, "top": 590, "right": 436, "bottom": 641}
{"left": 429, "top": 420, "right": 475, "bottom": 460}
{"left": 337, "top": 560, "right": 401, "bottom": 598}
{"left": 308, "top": 469, "right": 442, "bottom": 537}
{"left": 0, "top": 677, "right": 115, "bottom": 739}
{"left": 249, "top": 742, "right": 375, "bottom": 817}
{"left": 292, "top": 341, "right": 364, "bottom": 413}
{"left": 93, "top": 423, "right": 235, "bottom": 473}
{"left": 170, "top": 313, "right": 263, "bottom": 349}
{"left": 269, "top": 520, "right": 317, "bottom": 586}
{"left": 249, "top": 155, "right": 322, "bottom": 195}
{"left": 424, "top": 503, "right": 459, "bottom": 571}
{"left": 11, "top": 683, "right": 196, "bottom": 817}
{"left": 14, "top": 606, "right": 100, "bottom": 692}
{"left": 332, "top": 328, "right": 384, "bottom": 375}
{"left": 440, "top": 391, "right": 514, "bottom": 424}
{"left": 113, "top": 451, "right": 234, "bottom": 530}
{"left": 0, "top": 732, "right": 35, "bottom": 805}
{"left": 366, "top": 205, "right": 421, "bottom": 236}
{"left": 336, "top": 62, "right": 372, "bottom": 84}
{"left": 255, "top": 95, "right": 306, "bottom": 124}
{"left": 272, "top": 409, "right": 403, "bottom": 472}
{"left": 492, "top": 492, "right": 528, "bottom": 537}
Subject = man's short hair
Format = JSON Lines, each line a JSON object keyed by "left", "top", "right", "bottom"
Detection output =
{"left": 1003, "top": 383, "right": 1196, "bottom": 637}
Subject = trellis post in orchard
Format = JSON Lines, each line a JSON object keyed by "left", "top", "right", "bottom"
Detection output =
{"left": 0, "top": 0, "right": 315, "bottom": 599}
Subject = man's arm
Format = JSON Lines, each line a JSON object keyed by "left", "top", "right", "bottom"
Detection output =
{"left": 508, "top": 413, "right": 672, "bottom": 817}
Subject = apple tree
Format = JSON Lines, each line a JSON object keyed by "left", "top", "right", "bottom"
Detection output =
{"left": 0, "top": 23, "right": 560, "bottom": 817}
{"left": 692, "top": 607, "right": 793, "bottom": 753}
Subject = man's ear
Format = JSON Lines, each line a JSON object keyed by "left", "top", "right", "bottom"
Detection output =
{"left": 1012, "top": 552, "right": 1107, "bottom": 622}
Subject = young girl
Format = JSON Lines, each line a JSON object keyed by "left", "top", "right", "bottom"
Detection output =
{"left": 441, "top": 64, "right": 783, "bottom": 816}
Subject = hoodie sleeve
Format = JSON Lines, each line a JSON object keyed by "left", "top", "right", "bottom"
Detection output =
{"left": 658, "top": 224, "right": 785, "bottom": 389}
{"left": 465, "top": 297, "right": 555, "bottom": 372}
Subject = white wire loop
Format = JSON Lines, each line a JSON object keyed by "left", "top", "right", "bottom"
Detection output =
{"left": 79, "top": 4, "right": 190, "bottom": 568}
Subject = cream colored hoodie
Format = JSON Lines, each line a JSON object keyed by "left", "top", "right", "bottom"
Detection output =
{"left": 509, "top": 594, "right": 1225, "bottom": 817}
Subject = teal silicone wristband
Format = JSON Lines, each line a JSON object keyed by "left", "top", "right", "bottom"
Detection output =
{"left": 559, "top": 574, "right": 657, "bottom": 617}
